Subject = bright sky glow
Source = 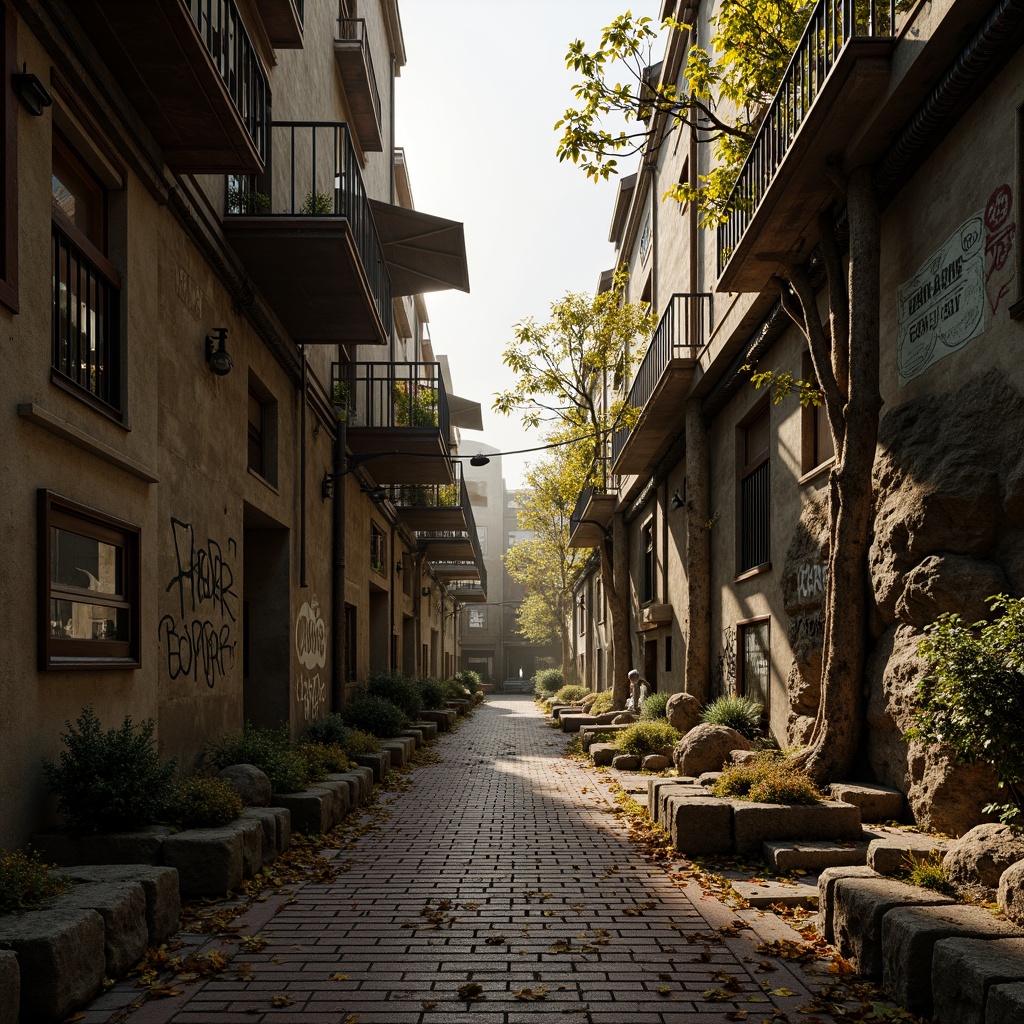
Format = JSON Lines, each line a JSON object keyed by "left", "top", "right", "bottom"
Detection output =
{"left": 395, "top": 0, "right": 659, "bottom": 486}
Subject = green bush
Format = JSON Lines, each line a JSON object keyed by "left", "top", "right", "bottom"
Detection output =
{"left": 302, "top": 742, "right": 351, "bottom": 776}
{"left": 368, "top": 671, "right": 424, "bottom": 720}
{"left": 338, "top": 729, "right": 381, "bottom": 756}
{"left": 640, "top": 692, "right": 670, "bottom": 720}
{"left": 553, "top": 684, "right": 589, "bottom": 704}
{"left": 453, "top": 670, "right": 481, "bottom": 694}
{"left": 440, "top": 678, "right": 470, "bottom": 702}
{"left": 300, "top": 190, "right": 333, "bottom": 215}
{"left": 701, "top": 695, "right": 764, "bottom": 739}
{"left": 304, "top": 714, "right": 350, "bottom": 747}
{"left": 712, "top": 752, "right": 821, "bottom": 804}
{"left": 342, "top": 696, "right": 409, "bottom": 738}
{"left": 42, "top": 706, "right": 178, "bottom": 835}
{"left": 206, "top": 725, "right": 310, "bottom": 795}
{"left": 0, "top": 850, "right": 70, "bottom": 914}
{"left": 171, "top": 775, "right": 242, "bottom": 829}
{"left": 418, "top": 678, "right": 448, "bottom": 710}
{"left": 533, "top": 668, "right": 563, "bottom": 696}
{"left": 590, "top": 691, "right": 616, "bottom": 715}
{"left": 616, "top": 720, "right": 681, "bottom": 758}
{"left": 903, "top": 851, "right": 954, "bottom": 894}
{"left": 910, "top": 595, "right": 1024, "bottom": 827}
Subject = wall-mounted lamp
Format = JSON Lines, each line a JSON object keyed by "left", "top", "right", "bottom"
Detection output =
{"left": 395, "top": 561, "right": 404, "bottom": 573}
{"left": 205, "top": 327, "right": 233, "bottom": 376}
{"left": 421, "top": 587, "right": 433, "bottom": 597}
{"left": 671, "top": 489, "right": 686, "bottom": 510}
{"left": 12, "top": 64, "right": 52, "bottom": 116}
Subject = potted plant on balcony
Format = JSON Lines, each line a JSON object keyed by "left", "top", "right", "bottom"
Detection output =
{"left": 300, "top": 190, "right": 334, "bottom": 215}
{"left": 392, "top": 382, "right": 438, "bottom": 427}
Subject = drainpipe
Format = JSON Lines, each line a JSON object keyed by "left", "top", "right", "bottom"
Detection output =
{"left": 390, "top": 523, "right": 398, "bottom": 671}
{"left": 332, "top": 404, "right": 347, "bottom": 710}
{"left": 300, "top": 345, "right": 308, "bottom": 588}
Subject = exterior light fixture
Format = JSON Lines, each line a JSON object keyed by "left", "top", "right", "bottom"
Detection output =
{"left": 12, "top": 64, "right": 52, "bottom": 116}
{"left": 205, "top": 327, "right": 233, "bottom": 376}
{"left": 671, "top": 489, "right": 685, "bottom": 510}
{"left": 421, "top": 587, "right": 432, "bottom": 597}
{"left": 469, "top": 454, "right": 490, "bottom": 467}
{"left": 396, "top": 561, "right": 404, "bottom": 573}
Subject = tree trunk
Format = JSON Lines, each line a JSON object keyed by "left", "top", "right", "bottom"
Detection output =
{"left": 799, "top": 167, "right": 882, "bottom": 784}
{"left": 600, "top": 511, "right": 633, "bottom": 709}
{"left": 684, "top": 397, "right": 711, "bottom": 704}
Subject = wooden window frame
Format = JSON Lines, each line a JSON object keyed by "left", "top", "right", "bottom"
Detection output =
{"left": 38, "top": 490, "right": 141, "bottom": 670}
{"left": 369, "top": 523, "right": 386, "bottom": 575}
{"left": 737, "top": 401, "right": 771, "bottom": 576}
{"left": 0, "top": 0, "right": 17, "bottom": 313}
{"left": 736, "top": 616, "right": 771, "bottom": 718}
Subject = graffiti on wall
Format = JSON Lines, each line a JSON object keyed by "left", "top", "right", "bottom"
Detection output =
{"left": 711, "top": 625, "right": 736, "bottom": 698}
{"left": 295, "top": 596, "right": 328, "bottom": 721}
{"left": 985, "top": 184, "right": 1016, "bottom": 315}
{"left": 158, "top": 518, "right": 238, "bottom": 688}
{"left": 797, "top": 560, "right": 828, "bottom": 603}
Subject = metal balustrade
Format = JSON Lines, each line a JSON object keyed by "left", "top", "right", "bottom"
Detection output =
{"left": 716, "top": 0, "right": 897, "bottom": 276}
{"left": 333, "top": 360, "right": 450, "bottom": 438}
{"left": 336, "top": 18, "right": 382, "bottom": 128}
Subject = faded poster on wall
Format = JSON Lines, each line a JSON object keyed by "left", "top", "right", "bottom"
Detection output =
{"left": 897, "top": 214, "right": 986, "bottom": 384}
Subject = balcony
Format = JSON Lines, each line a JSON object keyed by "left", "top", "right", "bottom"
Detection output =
{"left": 255, "top": 0, "right": 303, "bottom": 48}
{"left": 74, "top": 0, "right": 267, "bottom": 173}
{"left": 223, "top": 122, "right": 392, "bottom": 344}
{"left": 716, "top": 0, "right": 898, "bottom": 292}
{"left": 568, "top": 458, "right": 617, "bottom": 548}
{"left": 611, "top": 293, "right": 712, "bottom": 476}
{"left": 334, "top": 361, "right": 453, "bottom": 484}
{"left": 447, "top": 580, "right": 487, "bottom": 604}
{"left": 334, "top": 18, "right": 384, "bottom": 152}
{"left": 432, "top": 561, "right": 482, "bottom": 583}
{"left": 386, "top": 463, "right": 472, "bottom": 532}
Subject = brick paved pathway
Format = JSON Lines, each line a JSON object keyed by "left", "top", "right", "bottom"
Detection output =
{"left": 92, "top": 696, "right": 822, "bottom": 1023}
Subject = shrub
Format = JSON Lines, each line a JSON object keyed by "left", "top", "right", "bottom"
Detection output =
{"left": 616, "top": 720, "right": 681, "bottom": 758}
{"left": 440, "top": 678, "right": 470, "bottom": 702}
{"left": 910, "top": 595, "right": 1024, "bottom": 827}
{"left": 0, "top": 850, "right": 70, "bottom": 914}
{"left": 533, "top": 668, "right": 563, "bottom": 696}
{"left": 338, "top": 729, "right": 381, "bottom": 756}
{"left": 368, "top": 671, "right": 424, "bottom": 720}
{"left": 418, "top": 678, "right": 448, "bottom": 710}
{"left": 342, "top": 696, "right": 409, "bottom": 738}
{"left": 590, "top": 691, "right": 616, "bottom": 715}
{"left": 42, "top": 706, "right": 178, "bottom": 835}
{"left": 300, "top": 190, "right": 333, "bottom": 215}
{"left": 453, "top": 670, "right": 481, "bottom": 694}
{"left": 171, "top": 775, "right": 242, "bottom": 829}
{"left": 640, "top": 692, "right": 670, "bottom": 720}
{"left": 553, "top": 684, "right": 589, "bottom": 704}
{"left": 206, "top": 725, "right": 310, "bottom": 795}
{"left": 712, "top": 752, "right": 821, "bottom": 804}
{"left": 701, "top": 695, "right": 764, "bottom": 739}
{"left": 305, "top": 714, "right": 349, "bottom": 747}
{"left": 903, "top": 851, "right": 954, "bottom": 895}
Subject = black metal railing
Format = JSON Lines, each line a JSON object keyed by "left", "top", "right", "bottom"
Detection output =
{"left": 51, "top": 221, "right": 121, "bottom": 412}
{"left": 716, "top": 0, "right": 897, "bottom": 276}
{"left": 448, "top": 579, "right": 487, "bottom": 601}
{"left": 386, "top": 461, "right": 466, "bottom": 513}
{"left": 569, "top": 455, "right": 614, "bottom": 538}
{"left": 740, "top": 459, "right": 771, "bottom": 571}
{"left": 332, "top": 360, "right": 450, "bottom": 439}
{"left": 612, "top": 293, "right": 712, "bottom": 465}
{"left": 227, "top": 122, "right": 391, "bottom": 337}
{"left": 187, "top": 0, "right": 268, "bottom": 163}
{"left": 336, "top": 17, "right": 382, "bottom": 129}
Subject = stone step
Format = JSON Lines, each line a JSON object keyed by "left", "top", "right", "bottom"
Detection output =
{"left": 590, "top": 742, "right": 618, "bottom": 767}
{"left": 356, "top": 750, "right": 391, "bottom": 782}
{"left": 868, "top": 832, "right": 950, "bottom": 875}
{"left": 580, "top": 723, "right": 632, "bottom": 750}
{"left": 411, "top": 719, "right": 439, "bottom": 742}
{"left": 829, "top": 781, "right": 905, "bottom": 823}
{"left": 763, "top": 831, "right": 887, "bottom": 872}
{"left": 727, "top": 873, "right": 822, "bottom": 909}
{"left": 419, "top": 709, "right": 456, "bottom": 731}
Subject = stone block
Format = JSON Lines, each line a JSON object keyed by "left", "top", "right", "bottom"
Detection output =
{"left": 447, "top": 699, "right": 471, "bottom": 715}
{"left": 32, "top": 826, "right": 171, "bottom": 867}
{"left": 380, "top": 738, "right": 413, "bottom": 767}
{"left": 817, "top": 865, "right": 878, "bottom": 943}
{"left": 833, "top": 875, "right": 953, "bottom": 978}
{"left": 764, "top": 837, "right": 876, "bottom": 873}
{"left": 580, "top": 723, "right": 630, "bottom": 751}
{"left": 355, "top": 751, "right": 390, "bottom": 782}
{"left": 64, "top": 865, "right": 180, "bottom": 946}
{"left": 344, "top": 766, "right": 374, "bottom": 804}
{"left": 225, "top": 817, "right": 264, "bottom": 878}
{"left": 0, "top": 950, "right": 18, "bottom": 1024}
{"left": 882, "top": 902, "right": 1023, "bottom": 1017}
{"left": 316, "top": 779, "right": 351, "bottom": 826}
{"left": 590, "top": 743, "right": 618, "bottom": 767}
{"left": 731, "top": 801, "right": 862, "bottom": 855}
{"left": 268, "top": 806, "right": 290, "bottom": 852}
{"left": 52, "top": 881, "right": 147, "bottom": 977}
{"left": 412, "top": 720, "right": 439, "bottom": 741}
{"left": 932, "top": 937, "right": 1024, "bottom": 1024}
{"left": 0, "top": 906, "right": 104, "bottom": 1020}
{"left": 400, "top": 728, "right": 424, "bottom": 749}
{"left": 273, "top": 788, "right": 334, "bottom": 836}
{"left": 667, "top": 797, "right": 733, "bottom": 855}
{"left": 611, "top": 754, "right": 641, "bottom": 771}
{"left": 647, "top": 778, "right": 694, "bottom": 824}
{"left": 643, "top": 754, "right": 673, "bottom": 771}
{"left": 988, "top": 981, "right": 1024, "bottom": 1024}
{"left": 867, "top": 833, "right": 948, "bottom": 875}
{"left": 657, "top": 782, "right": 705, "bottom": 826}
{"left": 698, "top": 772, "right": 721, "bottom": 787}
{"left": 327, "top": 773, "right": 360, "bottom": 808}
{"left": 419, "top": 709, "right": 455, "bottom": 730}
{"left": 559, "top": 714, "right": 598, "bottom": 734}
{"left": 829, "top": 782, "right": 905, "bottom": 823}
{"left": 241, "top": 808, "right": 279, "bottom": 865}
{"left": 162, "top": 827, "right": 244, "bottom": 897}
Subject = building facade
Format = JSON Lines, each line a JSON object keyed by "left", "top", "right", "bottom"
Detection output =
{"left": 570, "top": 0, "right": 1024, "bottom": 831}
{"left": 0, "top": 0, "right": 484, "bottom": 847}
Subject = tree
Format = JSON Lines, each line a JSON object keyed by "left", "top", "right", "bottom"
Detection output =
{"left": 503, "top": 440, "right": 591, "bottom": 678}
{"left": 557, "top": 7, "right": 884, "bottom": 783}
{"left": 494, "top": 272, "right": 657, "bottom": 706}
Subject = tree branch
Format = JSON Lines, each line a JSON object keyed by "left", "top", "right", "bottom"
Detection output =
{"left": 818, "top": 209, "right": 849, "bottom": 400}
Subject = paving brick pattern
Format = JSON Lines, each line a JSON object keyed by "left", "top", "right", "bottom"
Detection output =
{"left": 91, "top": 697, "right": 818, "bottom": 1023}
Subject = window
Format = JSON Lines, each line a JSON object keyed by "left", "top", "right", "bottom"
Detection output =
{"left": 801, "top": 354, "right": 835, "bottom": 474}
{"left": 39, "top": 490, "right": 140, "bottom": 669}
{"left": 641, "top": 519, "right": 655, "bottom": 603}
{"left": 0, "top": 1, "right": 17, "bottom": 312}
{"left": 476, "top": 526, "right": 488, "bottom": 555}
{"left": 370, "top": 524, "right": 385, "bottom": 574}
{"left": 51, "top": 128, "right": 122, "bottom": 416}
{"left": 595, "top": 576, "right": 604, "bottom": 622}
{"left": 738, "top": 619, "right": 770, "bottom": 718}
{"left": 247, "top": 376, "right": 278, "bottom": 485}
{"left": 739, "top": 406, "right": 770, "bottom": 572}
{"left": 468, "top": 607, "right": 486, "bottom": 629}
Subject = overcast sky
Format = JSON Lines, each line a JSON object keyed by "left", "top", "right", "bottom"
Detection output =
{"left": 394, "top": 0, "right": 659, "bottom": 487}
